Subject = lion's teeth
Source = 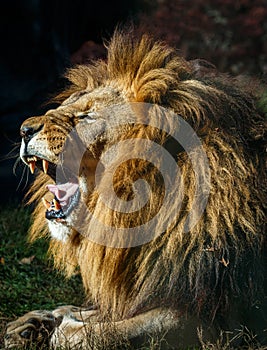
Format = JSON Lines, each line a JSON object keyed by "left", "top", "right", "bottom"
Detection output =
{"left": 42, "top": 159, "right": 49, "bottom": 174}
{"left": 42, "top": 197, "right": 51, "bottom": 210}
{"left": 53, "top": 198, "right": 61, "bottom": 211}
{"left": 29, "top": 161, "right": 35, "bottom": 174}
{"left": 42, "top": 197, "right": 61, "bottom": 211}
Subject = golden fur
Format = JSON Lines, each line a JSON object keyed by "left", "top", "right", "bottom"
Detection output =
{"left": 6, "top": 30, "right": 267, "bottom": 348}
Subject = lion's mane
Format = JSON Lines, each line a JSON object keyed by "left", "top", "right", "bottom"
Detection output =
{"left": 27, "top": 31, "right": 266, "bottom": 327}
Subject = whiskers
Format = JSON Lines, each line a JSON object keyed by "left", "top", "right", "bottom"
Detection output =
{"left": 1, "top": 143, "right": 30, "bottom": 191}
{"left": 13, "top": 156, "right": 30, "bottom": 191}
{"left": 2, "top": 142, "right": 20, "bottom": 161}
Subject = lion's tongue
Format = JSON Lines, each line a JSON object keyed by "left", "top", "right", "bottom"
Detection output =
{"left": 47, "top": 182, "right": 79, "bottom": 207}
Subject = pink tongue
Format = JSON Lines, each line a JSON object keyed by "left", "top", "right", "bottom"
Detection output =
{"left": 47, "top": 182, "right": 79, "bottom": 207}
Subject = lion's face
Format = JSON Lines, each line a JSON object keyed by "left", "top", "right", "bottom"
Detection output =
{"left": 20, "top": 85, "right": 128, "bottom": 241}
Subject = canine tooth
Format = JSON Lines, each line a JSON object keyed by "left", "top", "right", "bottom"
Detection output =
{"left": 33, "top": 156, "right": 38, "bottom": 161}
{"left": 42, "top": 159, "right": 49, "bottom": 174}
{"left": 53, "top": 199, "right": 61, "bottom": 211}
{"left": 42, "top": 197, "right": 51, "bottom": 210}
{"left": 29, "top": 161, "right": 35, "bottom": 174}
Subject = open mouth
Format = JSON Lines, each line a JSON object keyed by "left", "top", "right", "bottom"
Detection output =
{"left": 24, "top": 156, "right": 80, "bottom": 221}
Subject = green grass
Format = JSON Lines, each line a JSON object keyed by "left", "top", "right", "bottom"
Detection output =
{"left": 0, "top": 204, "right": 265, "bottom": 349}
{"left": 0, "top": 203, "right": 84, "bottom": 346}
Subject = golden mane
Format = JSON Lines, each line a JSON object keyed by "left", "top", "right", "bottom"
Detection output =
{"left": 27, "top": 30, "right": 266, "bottom": 326}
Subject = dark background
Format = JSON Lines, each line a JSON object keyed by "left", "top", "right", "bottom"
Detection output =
{"left": 0, "top": 0, "right": 266, "bottom": 204}
{"left": 0, "top": 0, "right": 145, "bottom": 203}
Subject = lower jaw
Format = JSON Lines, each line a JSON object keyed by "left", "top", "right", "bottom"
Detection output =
{"left": 44, "top": 190, "right": 81, "bottom": 221}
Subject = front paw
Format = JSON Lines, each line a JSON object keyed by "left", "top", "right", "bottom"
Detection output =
{"left": 4, "top": 310, "right": 61, "bottom": 349}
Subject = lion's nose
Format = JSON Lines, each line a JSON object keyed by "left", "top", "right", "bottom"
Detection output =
{"left": 20, "top": 122, "right": 43, "bottom": 143}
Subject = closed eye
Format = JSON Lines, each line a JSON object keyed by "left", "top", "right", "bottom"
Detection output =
{"left": 77, "top": 111, "right": 98, "bottom": 122}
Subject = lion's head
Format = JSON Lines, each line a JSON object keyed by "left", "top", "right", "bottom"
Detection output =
{"left": 20, "top": 31, "right": 266, "bottom": 332}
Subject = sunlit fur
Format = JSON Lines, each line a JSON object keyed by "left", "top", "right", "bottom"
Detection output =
{"left": 27, "top": 30, "right": 266, "bottom": 332}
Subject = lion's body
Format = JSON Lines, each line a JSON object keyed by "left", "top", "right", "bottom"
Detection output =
{"left": 5, "top": 31, "right": 266, "bottom": 349}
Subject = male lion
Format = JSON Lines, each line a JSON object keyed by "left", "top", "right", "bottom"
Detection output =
{"left": 5, "top": 31, "right": 266, "bottom": 349}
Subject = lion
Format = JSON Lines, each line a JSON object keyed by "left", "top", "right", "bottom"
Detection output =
{"left": 5, "top": 30, "right": 267, "bottom": 349}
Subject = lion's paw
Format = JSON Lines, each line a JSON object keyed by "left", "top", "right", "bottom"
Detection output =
{"left": 52, "top": 305, "right": 99, "bottom": 322}
{"left": 4, "top": 310, "right": 62, "bottom": 349}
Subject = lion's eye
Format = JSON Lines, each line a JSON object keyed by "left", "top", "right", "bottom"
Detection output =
{"left": 77, "top": 112, "right": 97, "bottom": 123}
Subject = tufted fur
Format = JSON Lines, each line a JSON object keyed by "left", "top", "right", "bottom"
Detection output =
{"left": 12, "top": 30, "right": 267, "bottom": 347}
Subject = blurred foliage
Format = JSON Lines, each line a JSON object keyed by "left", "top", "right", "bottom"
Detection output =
{"left": 139, "top": 0, "right": 267, "bottom": 77}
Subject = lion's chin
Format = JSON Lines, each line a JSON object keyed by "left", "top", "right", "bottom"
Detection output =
{"left": 45, "top": 192, "right": 82, "bottom": 242}
{"left": 43, "top": 177, "right": 90, "bottom": 242}
{"left": 47, "top": 219, "right": 73, "bottom": 242}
